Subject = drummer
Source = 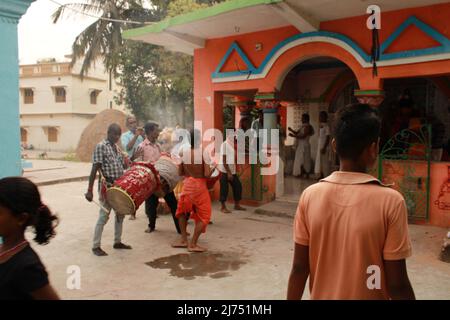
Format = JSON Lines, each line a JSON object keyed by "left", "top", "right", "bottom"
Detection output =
{"left": 135, "top": 122, "right": 181, "bottom": 234}
{"left": 85, "top": 123, "right": 136, "bottom": 257}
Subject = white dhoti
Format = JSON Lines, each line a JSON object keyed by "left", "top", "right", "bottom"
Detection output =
{"left": 293, "top": 140, "right": 311, "bottom": 176}
{"left": 276, "top": 158, "right": 285, "bottom": 196}
{"left": 314, "top": 147, "right": 330, "bottom": 176}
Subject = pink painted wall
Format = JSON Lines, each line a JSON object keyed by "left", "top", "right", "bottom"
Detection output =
{"left": 430, "top": 162, "right": 450, "bottom": 228}
{"left": 382, "top": 160, "right": 450, "bottom": 228}
{"left": 191, "top": 2, "right": 450, "bottom": 213}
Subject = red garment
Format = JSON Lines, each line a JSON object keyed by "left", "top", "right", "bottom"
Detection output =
{"left": 176, "top": 177, "right": 211, "bottom": 233}
{"left": 99, "top": 178, "right": 108, "bottom": 202}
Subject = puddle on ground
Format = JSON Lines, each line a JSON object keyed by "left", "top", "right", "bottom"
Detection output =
{"left": 145, "top": 252, "right": 247, "bottom": 280}
{"left": 250, "top": 236, "right": 274, "bottom": 242}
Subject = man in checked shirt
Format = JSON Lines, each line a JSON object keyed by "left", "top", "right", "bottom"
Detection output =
{"left": 85, "top": 123, "right": 139, "bottom": 256}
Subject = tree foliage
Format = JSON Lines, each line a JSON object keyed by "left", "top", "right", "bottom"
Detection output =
{"left": 117, "top": 0, "right": 223, "bottom": 127}
{"left": 53, "top": 0, "right": 224, "bottom": 128}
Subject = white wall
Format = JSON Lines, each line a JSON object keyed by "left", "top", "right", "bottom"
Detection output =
{"left": 20, "top": 75, "right": 74, "bottom": 115}
{"left": 20, "top": 114, "right": 94, "bottom": 152}
{"left": 19, "top": 62, "right": 126, "bottom": 152}
{"left": 70, "top": 76, "right": 124, "bottom": 114}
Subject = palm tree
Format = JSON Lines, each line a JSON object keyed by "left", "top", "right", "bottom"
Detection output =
{"left": 52, "top": 0, "right": 165, "bottom": 78}
{"left": 52, "top": 0, "right": 221, "bottom": 127}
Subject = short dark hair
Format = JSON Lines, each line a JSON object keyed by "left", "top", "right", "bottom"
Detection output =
{"left": 144, "top": 122, "right": 158, "bottom": 135}
{"left": 302, "top": 113, "right": 310, "bottom": 122}
{"left": 239, "top": 116, "right": 251, "bottom": 130}
{"left": 333, "top": 103, "right": 381, "bottom": 160}
{"left": 319, "top": 111, "right": 328, "bottom": 120}
{"left": 107, "top": 123, "right": 121, "bottom": 135}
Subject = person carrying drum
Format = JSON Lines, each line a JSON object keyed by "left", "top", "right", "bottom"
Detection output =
{"left": 135, "top": 122, "right": 181, "bottom": 234}
{"left": 172, "top": 129, "right": 215, "bottom": 252}
{"left": 85, "top": 123, "right": 137, "bottom": 257}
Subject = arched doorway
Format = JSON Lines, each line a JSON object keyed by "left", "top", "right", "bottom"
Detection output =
{"left": 277, "top": 57, "right": 358, "bottom": 201}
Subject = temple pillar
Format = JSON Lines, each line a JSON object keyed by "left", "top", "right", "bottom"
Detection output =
{"left": 0, "top": 0, "right": 35, "bottom": 177}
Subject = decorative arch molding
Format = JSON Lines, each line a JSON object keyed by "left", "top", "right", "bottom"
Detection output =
{"left": 212, "top": 16, "right": 450, "bottom": 84}
{"left": 212, "top": 33, "right": 371, "bottom": 83}
{"left": 268, "top": 42, "right": 368, "bottom": 91}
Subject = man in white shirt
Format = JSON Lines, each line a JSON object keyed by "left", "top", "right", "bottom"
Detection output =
{"left": 218, "top": 132, "right": 246, "bottom": 213}
{"left": 314, "top": 111, "right": 331, "bottom": 179}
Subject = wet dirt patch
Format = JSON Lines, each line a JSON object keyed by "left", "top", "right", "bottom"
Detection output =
{"left": 250, "top": 236, "right": 274, "bottom": 242}
{"left": 145, "top": 251, "right": 247, "bottom": 280}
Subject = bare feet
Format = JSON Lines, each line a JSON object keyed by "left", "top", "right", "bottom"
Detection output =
{"left": 171, "top": 239, "right": 188, "bottom": 248}
{"left": 188, "top": 244, "right": 207, "bottom": 252}
{"left": 129, "top": 215, "right": 136, "bottom": 220}
{"left": 221, "top": 207, "right": 231, "bottom": 214}
{"left": 234, "top": 205, "right": 246, "bottom": 211}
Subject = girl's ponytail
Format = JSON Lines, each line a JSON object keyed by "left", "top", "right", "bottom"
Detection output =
{"left": 33, "top": 204, "right": 58, "bottom": 245}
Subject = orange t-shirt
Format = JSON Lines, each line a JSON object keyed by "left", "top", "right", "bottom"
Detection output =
{"left": 294, "top": 171, "right": 412, "bottom": 300}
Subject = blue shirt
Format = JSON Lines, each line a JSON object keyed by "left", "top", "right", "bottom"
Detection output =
{"left": 121, "top": 131, "right": 144, "bottom": 157}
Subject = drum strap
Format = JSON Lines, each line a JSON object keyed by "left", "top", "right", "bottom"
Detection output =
{"left": 99, "top": 172, "right": 112, "bottom": 202}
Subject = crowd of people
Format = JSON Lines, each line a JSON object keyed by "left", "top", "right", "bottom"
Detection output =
{"left": 0, "top": 103, "right": 418, "bottom": 300}
{"left": 86, "top": 115, "right": 250, "bottom": 256}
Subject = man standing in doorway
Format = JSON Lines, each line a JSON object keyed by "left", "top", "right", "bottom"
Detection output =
{"left": 289, "top": 114, "right": 314, "bottom": 179}
{"left": 314, "top": 111, "right": 331, "bottom": 179}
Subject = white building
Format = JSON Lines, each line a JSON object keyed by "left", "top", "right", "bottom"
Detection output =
{"left": 19, "top": 58, "right": 125, "bottom": 152}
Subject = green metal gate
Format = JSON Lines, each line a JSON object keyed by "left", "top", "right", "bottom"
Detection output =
{"left": 378, "top": 125, "right": 431, "bottom": 220}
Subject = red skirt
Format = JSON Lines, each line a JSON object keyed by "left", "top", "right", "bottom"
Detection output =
{"left": 175, "top": 177, "right": 211, "bottom": 233}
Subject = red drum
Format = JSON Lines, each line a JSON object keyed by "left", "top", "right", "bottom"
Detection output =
{"left": 106, "top": 162, "right": 160, "bottom": 215}
{"left": 206, "top": 168, "right": 221, "bottom": 191}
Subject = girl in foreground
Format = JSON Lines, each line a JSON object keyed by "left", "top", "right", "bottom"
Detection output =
{"left": 0, "top": 177, "right": 59, "bottom": 300}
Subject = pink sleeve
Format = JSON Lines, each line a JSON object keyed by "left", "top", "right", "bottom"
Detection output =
{"left": 293, "top": 193, "right": 310, "bottom": 246}
{"left": 383, "top": 200, "right": 412, "bottom": 260}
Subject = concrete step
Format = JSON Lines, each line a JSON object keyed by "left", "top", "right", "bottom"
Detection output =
{"left": 35, "top": 176, "right": 89, "bottom": 187}
{"left": 253, "top": 200, "right": 298, "bottom": 219}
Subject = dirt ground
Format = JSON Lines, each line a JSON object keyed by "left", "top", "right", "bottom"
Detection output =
{"left": 27, "top": 181, "right": 450, "bottom": 300}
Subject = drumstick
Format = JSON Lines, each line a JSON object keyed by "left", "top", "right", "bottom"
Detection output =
{"left": 91, "top": 199, "right": 111, "bottom": 213}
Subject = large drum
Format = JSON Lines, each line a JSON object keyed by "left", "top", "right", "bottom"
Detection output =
{"left": 153, "top": 155, "right": 181, "bottom": 197}
{"left": 106, "top": 162, "right": 160, "bottom": 215}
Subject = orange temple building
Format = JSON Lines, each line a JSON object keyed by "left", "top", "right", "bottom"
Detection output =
{"left": 124, "top": 0, "right": 450, "bottom": 227}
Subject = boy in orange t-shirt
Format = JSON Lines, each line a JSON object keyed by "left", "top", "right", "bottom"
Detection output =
{"left": 287, "top": 103, "right": 415, "bottom": 300}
